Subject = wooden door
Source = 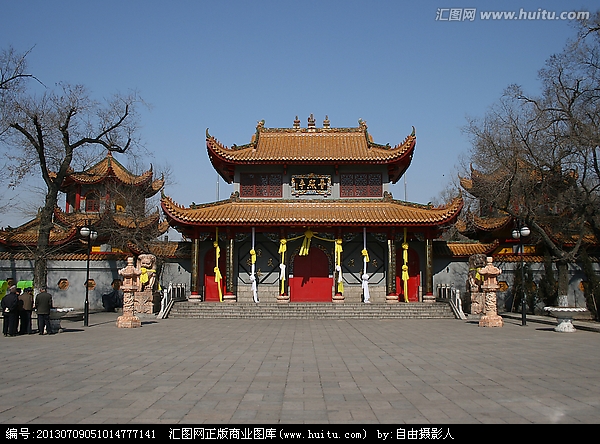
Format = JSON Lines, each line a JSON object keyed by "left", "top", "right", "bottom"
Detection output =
{"left": 289, "top": 247, "right": 332, "bottom": 302}
{"left": 204, "top": 249, "right": 226, "bottom": 302}
{"left": 396, "top": 247, "right": 420, "bottom": 302}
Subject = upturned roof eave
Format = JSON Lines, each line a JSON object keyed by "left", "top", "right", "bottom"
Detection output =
{"left": 58, "top": 152, "right": 156, "bottom": 190}
{"left": 206, "top": 125, "right": 416, "bottom": 183}
{"left": 160, "top": 195, "right": 463, "bottom": 231}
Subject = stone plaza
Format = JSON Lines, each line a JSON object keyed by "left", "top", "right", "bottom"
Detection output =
{"left": 0, "top": 312, "right": 598, "bottom": 424}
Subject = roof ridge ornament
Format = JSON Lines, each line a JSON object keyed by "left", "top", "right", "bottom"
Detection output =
{"left": 293, "top": 116, "right": 301, "bottom": 129}
{"left": 307, "top": 113, "right": 316, "bottom": 128}
{"left": 323, "top": 115, "right": 330, "bottom": 129}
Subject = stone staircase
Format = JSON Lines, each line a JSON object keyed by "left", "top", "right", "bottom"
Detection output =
{"left": 167, "top": 301, "right": 457, "bottom": 319}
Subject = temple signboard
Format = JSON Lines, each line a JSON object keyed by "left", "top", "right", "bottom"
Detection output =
{"left": 291, "top": 173, "right": 332, "bottom": 196}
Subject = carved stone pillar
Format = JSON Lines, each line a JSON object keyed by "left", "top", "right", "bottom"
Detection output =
{"left": 116, "top": 257, "right": 142, "bottom": 328}
{"left": 423, "top": 237, "right": 435, "bottom": 303}
{"left": 223, "top": 236, "right": 236, "bottom": 303}
{"left": 478, "top": 257, "right": 503, "bottom": 328}
{"left": 386, "top": 236, "right": 398, "bottom": 303}
{"left": 190, "top": 237, "right": 201, "bottom": 300}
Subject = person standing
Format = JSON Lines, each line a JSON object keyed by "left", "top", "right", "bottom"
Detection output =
{"left": 18, "top": 287, "right": 34, "bottom": 335}
{"left": 34, "top": 286, "right": 53, "bottom": 335}
{"left": 2, "top": 285, "right": 19, "bottom": 337}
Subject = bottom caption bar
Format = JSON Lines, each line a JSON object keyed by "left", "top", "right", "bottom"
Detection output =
{"left": 2, "top": 424, "right": 574, "bottom": 441}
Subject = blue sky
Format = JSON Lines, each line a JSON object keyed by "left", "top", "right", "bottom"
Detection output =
{"left": 0, "top": 1, "right": 596, "bottom": 231}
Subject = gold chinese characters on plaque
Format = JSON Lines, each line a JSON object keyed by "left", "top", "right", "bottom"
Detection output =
{"left": 291, "top": 173, "right": 332, "bottom": 196}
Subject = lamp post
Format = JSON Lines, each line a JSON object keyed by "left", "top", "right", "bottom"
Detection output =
{"left": 512, "top": 222, "right": 530, "bottom": 326}
{"left": 80, "top": 224, "right": 98, "bottom": 327}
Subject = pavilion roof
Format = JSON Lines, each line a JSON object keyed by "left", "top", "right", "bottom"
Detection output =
{"left": 0, "top": 207, "right": 169, "bottom": 248}
{"left": 0, "top": 217, "right": 78, "bottom": 247}
{"left": 207, "top": 118, "right": 415, "bottom": 183}
{"left": 59, "top": 151, "right": 164, "bottom": 195}
{"left": 161, "top": 192, "right": 463, "bottom": 235}
{"left": 433, "top": 240, "right": 500, "bottom": 258}
{"left": 456, "top": 212, "right": 513, "bottom": 234}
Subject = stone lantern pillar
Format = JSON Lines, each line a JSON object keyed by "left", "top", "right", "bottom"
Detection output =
{"left": 117, "top": 257, "right": 142, "bottom": 328}
{"left": 478, "top": 257, "right": 504, "bottom": 328}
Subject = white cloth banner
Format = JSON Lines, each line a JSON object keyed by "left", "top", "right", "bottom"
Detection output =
{"left": 251, "top": 227, "right": 258, "bottom": 303}
{"left": 362, "top": 227, "right": 370, "bottom": 303}
{"left": 362, "top": 273, "right": 370, "bottom": 303}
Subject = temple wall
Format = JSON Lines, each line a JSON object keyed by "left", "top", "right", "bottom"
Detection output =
{"left": 233, "top": 164, "right": 390, "bottom": 200}
{"left": 0, "top": 257, "right": 190, "bottom": 312}
{"left": 432, "top": 256, "right": 594, "bottom": 313}
{"left": 3, "top": 247, "right": 594, "bottom": 312}
{"left": 0, "top": 258, "right": 126, "bottom": 310}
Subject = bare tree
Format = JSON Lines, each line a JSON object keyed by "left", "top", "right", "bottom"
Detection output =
{"left": 0, "top": 46, "right": 39, "bottom": 95}
{"left": 462, "top": 13, "right": 600, "bottom": 297}
{"left": 0, "top": 46, "right": 40, "bottom": 212}
{"left": 1, "top": 70, "right": 143, "bottom": 289}
{"left": 99, "top": 162, "right": 170, "bottom": 254}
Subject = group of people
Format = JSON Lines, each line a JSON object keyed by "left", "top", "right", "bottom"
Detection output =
{"left": 1, "top": 285, "right": 54, "bottom": 337}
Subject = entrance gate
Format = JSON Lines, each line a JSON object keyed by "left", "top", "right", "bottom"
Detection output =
{"left": 204, "top": 249, "right": 226, "bottom": 302}
{"left": 289, "top": 247, "right": 332, "bottom": 302}
{"left": 396, "top": 247, "right": 420, "bottom": 302}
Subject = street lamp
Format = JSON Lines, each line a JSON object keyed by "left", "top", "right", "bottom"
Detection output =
{"left": 80, "top": 224, "right": 98, "bottom": 327}
{"left": 512, "top": 223, "right": 530, "bottom": 326}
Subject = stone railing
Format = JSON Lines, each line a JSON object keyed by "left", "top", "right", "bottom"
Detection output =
{"left": 157, "top": 283, "right": 187, "bottom": 319}
{"left": 437, "top": 284, "right": 466, "bottom": 320}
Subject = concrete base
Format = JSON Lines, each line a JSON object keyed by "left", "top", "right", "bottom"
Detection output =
{"left": 479, "top": 314, "right": 504, "bottom": 328}
{"left": 423, "top": 294, "right": 436, "bottom": 303}
{"left": 116, "top": 315, "right": 141, "bottom": 328}
{"left": 332, "top": 293, "right": 345, "bottom": 303}
{"left": 223, "top": 293, "right": 236, "bottom": 303}
{"left": 554, "top": 317, "right": 577, "bottom": 333}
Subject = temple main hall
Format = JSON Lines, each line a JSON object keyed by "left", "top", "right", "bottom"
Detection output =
{"left": 161, "top": 116, "right": 463, "bottom": 304}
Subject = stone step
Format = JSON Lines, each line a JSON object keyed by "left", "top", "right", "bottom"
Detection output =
{"left": 168, "top": 301, "right": 456, "bottom": 319}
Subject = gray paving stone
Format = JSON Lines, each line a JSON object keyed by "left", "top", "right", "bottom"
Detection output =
{"left": 1, "top": 312, "right": 599, "bottom": 424}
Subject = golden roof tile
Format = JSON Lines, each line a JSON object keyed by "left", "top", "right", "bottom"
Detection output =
{"left": 207, "top": 120, "right": 415, "bottom": 183}
{"left": 472, "top": 214, "right": 512, "bottom": 231}
{"left": 59, "top": 151, "right": 164, "bottom": 195}
{"left": 0, "top": 251, "right": 129, "bottom": 261}
{"left": 434, "top": 240, "right": 499, "bottom": 257}
{"left": 161, "top": 194, "right": 463, "bottom": 229}
{"left": 0, "top": 217, "right": 77, "bottom": 247}
{"left": 112, "top": 210, "right": 161, "bottom": 230}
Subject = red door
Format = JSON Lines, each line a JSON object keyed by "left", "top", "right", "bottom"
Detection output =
{"left": 204, "top": 249, "right": 226, "bottom": 302}
{"left": 289, "top": 247, "right": 332, "bottom": 302}
{"left": 396, "top": 247, "right": 420, "bottom": 302}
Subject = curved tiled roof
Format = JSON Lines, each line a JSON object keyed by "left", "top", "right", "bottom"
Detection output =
{"left": 472, "top": 214, "right": 512, "bottom": 232}
{"left": 0, "top": 206, "right": 169, "bottom": 249}
{"left": 128, "top": 240, "right": 191, "bottom": 258}
{"left": 0, "top": 217, "right": 78, "bottom": 247}
{"left": 59, "top": 151, "right": 164, "bottom": 195}
{"left": 207, "top": 120, "right": 415, "bottom": 183}
{"left": 53, "top": 206, "right": 167, "bottom": 233}
{"left": 434, "top": 240, "right": 500, "bottom": 258}
{"left": 53, "top": 206, "right": 104, "bottom": 227}
{"left": 161, "top": 194, "right": 463, "bottom": 230}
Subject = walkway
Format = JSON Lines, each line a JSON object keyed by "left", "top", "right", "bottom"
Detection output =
{"left": 0, "top": 311, "right": 599, "bottom": 424}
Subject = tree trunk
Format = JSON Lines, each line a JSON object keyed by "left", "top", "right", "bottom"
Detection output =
{"left": 557, "top": 261, "right": 569, "bottom": 298}
{"left": 34, "top": 187, "right": 59, "bottom": 290}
